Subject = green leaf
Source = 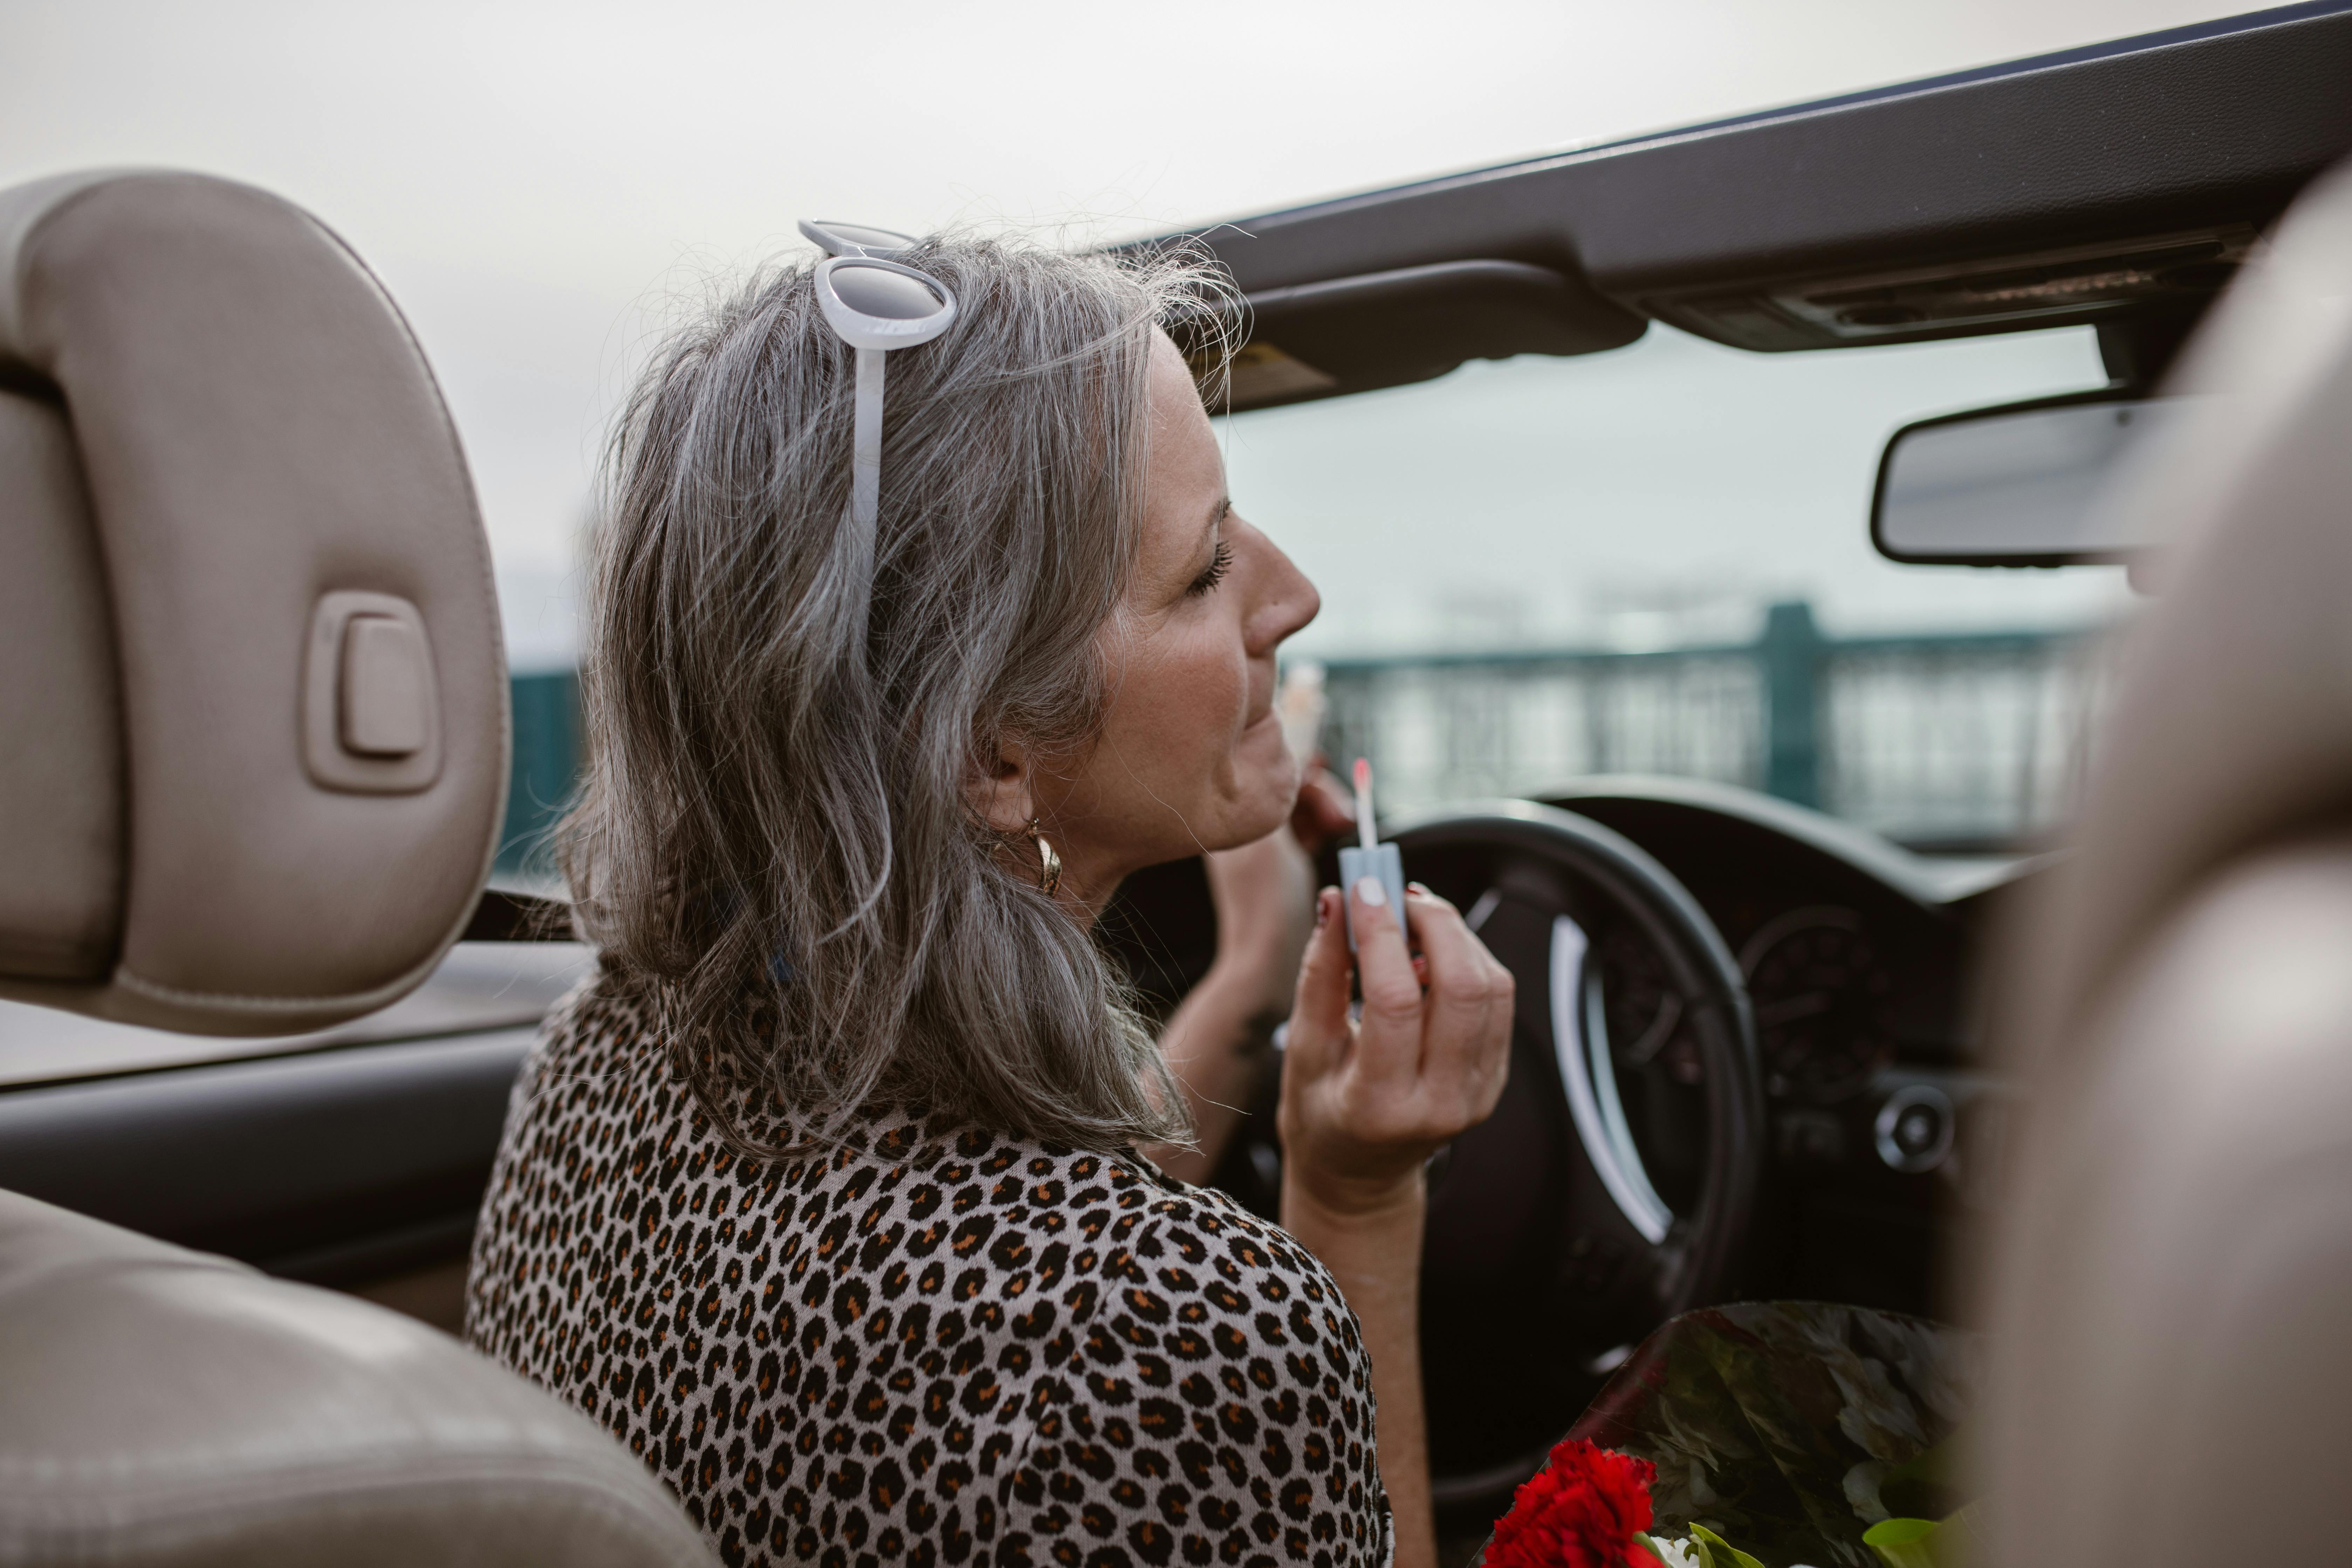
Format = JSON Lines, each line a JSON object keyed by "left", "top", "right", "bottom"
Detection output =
{"left": 1860, "top": 1516, "right": 1940, "bottom": 1568}
{"left": 1877, "top": 1435, "right": 1966, "bottom": 1522}
{"left": 1690, "top": 1524, "right": 1767, "bottom": 1568}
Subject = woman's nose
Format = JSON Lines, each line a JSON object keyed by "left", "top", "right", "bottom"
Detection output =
{"left": 1248, "top": 530, "right": 1319, "bottom": 654}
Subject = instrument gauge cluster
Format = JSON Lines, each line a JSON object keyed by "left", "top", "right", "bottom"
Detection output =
{"left": 1738, "top": 905, "right": 1898, "bottom": 1104}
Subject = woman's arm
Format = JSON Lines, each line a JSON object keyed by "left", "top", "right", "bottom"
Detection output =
{"left": 1278, "top": 880, "right": 1515, "bottom": 1568}
{"left": 1148, "top": 835, "right": 1311, "bottom": 1184}
{"left": 1151, "top": 770, "right": 1354, "bottom": 1184}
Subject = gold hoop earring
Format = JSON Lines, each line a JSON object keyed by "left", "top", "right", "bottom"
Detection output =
{"left": 1027, "top": 818, "right": 1062, "bottom": 897}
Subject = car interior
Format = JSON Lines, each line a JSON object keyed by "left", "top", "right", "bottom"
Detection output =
{"left": 4, "top": 4, "right": 2351, "bottom": 1564}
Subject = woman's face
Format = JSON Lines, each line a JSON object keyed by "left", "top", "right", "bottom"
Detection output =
{"left": 1027, "top": 330, "right": 1320, "bottom": 906}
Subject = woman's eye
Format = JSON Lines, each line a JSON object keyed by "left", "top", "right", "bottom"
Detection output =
{"left": 1187, "top": 540, "right": 1234, "bottom": 598}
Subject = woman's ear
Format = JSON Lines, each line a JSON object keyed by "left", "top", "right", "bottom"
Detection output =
{"left": 965, "top": 738, "right": 1039, "bottom": 837}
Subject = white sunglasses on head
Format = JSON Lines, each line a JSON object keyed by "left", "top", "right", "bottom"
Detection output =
{"left": 801, "top": 219, "right": 957, "bottom": 569}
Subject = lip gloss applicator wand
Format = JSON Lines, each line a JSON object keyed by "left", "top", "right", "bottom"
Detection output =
{"left": 1338, "top": 758, "right": 1407, "bottom": 951}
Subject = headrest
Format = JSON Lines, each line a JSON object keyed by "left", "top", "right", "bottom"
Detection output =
{"left": 1997, "top": 156, "right": 2352, "bottom": 1071}
{"left": 0, "top": 171, "right": 506, "bottom": 1035}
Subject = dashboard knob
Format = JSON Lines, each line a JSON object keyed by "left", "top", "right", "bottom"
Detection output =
{"left": 1874, "top": 1084, "right": 1955, "bottom": 1173}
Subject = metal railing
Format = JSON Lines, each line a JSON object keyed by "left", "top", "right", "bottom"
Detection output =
{"left": 1318, "top": 601, "right": 2115, "bottom": 848}
{"left": 496, "top": 601, "right": 2116, "bottom": 869}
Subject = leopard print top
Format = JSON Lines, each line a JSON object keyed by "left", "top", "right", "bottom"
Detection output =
{"left": 465, "top": 973, "right": 1394, "bottom": 1568}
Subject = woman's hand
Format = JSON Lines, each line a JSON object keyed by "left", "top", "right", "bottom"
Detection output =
{"left": 1278, "top": 877, "right": 1515, "bottom": 1217}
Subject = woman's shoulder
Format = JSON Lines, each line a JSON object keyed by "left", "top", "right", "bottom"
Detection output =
{"left": 1120, "top": 1159, "right": 1355, "bottom": 1314}
{"left": 917, "top": 1134, "right": 1335, "bottom": 1282}
{"left": 1117, "top": 1162, "right": 1373, "bottom": 1383}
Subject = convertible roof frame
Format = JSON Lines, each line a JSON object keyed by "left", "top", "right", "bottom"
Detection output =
{"left": 1154, "top": 1, "right": 2352, "bottom": 409}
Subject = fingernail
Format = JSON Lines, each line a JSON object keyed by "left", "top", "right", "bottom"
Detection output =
{"left": 1314, "top": 891, "right": 1333, "bottom": 927}
{"left": 1408, "top": 882, "right": 1432, "bottom": 896}
{"left": 1354, "top": 875, "right": 1387, "bottom": 907}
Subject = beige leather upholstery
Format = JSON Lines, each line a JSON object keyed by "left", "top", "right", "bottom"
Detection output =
{"left": 0, "top": 171, "right": 712, "bottom": 1568}
{"left": 0, "top": 170, "right": 506, "bottom": 1035}
{"left": 0, "top": 389, "right": 116, "bottom": 980}
{"left": 0, "top": 1189, "right": 714, "bottom": 1567}
{"left": 1975, "top": 160, "right": 2352, "bottom": 1567}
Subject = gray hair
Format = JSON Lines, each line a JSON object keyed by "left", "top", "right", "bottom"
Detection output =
{"left": 559, "top": 233, "right": 1236, "bottom": 1155}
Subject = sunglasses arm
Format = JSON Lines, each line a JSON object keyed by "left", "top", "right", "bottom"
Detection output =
{"left": 852, "top": 346, "right": 886, "bottom": 532}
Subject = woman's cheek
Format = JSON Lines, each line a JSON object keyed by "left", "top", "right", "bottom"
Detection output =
{"left": 1166, "top": 623, "right": 1249, "bottom": 740}
{"left": 1136, "top": 616, "right": 1256, "bottom": 823}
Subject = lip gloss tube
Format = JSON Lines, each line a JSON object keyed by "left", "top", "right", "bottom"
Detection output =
{"left": 1338, "top": 757, "right": 1406, "bottom": 952}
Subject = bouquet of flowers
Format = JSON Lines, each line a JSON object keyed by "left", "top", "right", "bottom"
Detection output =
{"left": 1477, "top": 1435, "right": 1972, "bottom": 1568}
{"left": 1473, "top": 1302, "right": 1979, "bottom": 1568}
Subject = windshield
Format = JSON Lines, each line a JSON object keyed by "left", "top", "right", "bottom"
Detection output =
{"left": 1229, "top": 322, "right": 2130, "bottom": 850}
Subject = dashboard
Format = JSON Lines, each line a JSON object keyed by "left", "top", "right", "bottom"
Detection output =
{"left": 1548, "top": 778, "right": 2036, "bottom": 1317}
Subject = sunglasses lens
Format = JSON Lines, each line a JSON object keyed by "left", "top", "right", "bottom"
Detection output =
{"left": 831, "top": 263, "right": 948, "bottom": 322}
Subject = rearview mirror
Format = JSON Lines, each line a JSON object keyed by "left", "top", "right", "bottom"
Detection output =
{"left": 1871, "top": 391, "right": 2203, "bottom": 565}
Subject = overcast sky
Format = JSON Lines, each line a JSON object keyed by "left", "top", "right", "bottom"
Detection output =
{"left": 4, "top": 0, "right": 2248, "bottom": 660}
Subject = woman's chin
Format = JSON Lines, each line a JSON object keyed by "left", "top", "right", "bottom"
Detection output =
{"left": 1215, "top": 746, "right": 1303, "bottom": 848}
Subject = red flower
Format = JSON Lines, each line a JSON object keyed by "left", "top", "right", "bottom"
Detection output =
{"left": 1483, "top": 1439, "right": 1657, "bottom": 1568}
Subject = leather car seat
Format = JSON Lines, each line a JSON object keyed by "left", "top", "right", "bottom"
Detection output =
{"left": 1973, "top": 159, "right": 2352, "bottom": 1566}
{"left": 0, "top": 171, "right": 713, "bottom": 1566}
{"left": 0, "top": 1188, "right": 710, "bottom": 1566}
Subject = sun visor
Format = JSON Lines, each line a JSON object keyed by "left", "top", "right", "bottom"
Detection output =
{"left": 1196, "top": 259, "right": 1644, "bottom": 412}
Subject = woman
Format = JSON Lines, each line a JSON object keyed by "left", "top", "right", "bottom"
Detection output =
{"left": 466, "top": 234, "right": 1514, "bottom": 1568}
